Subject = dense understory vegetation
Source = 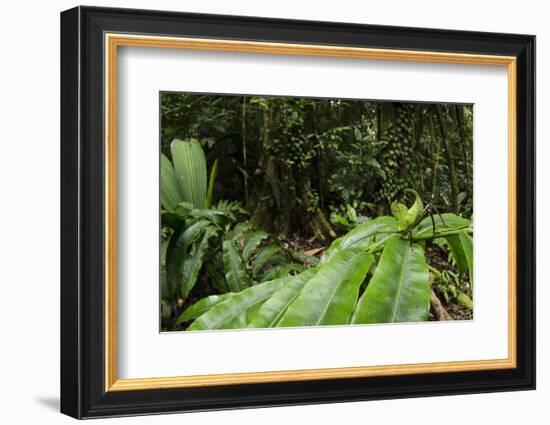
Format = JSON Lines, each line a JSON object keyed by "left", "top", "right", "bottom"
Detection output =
{"left": 160, "top": 94, "right": 474, "bottom": 331}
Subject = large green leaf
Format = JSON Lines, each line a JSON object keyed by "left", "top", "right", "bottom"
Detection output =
{"left": 160, "top": 299, "right": 171, "bottom": 322}
{"left": 160, "top": 268, "right": 170, "bottom": 302}
{"left": 223, "top": 239, "right": 249, "bottom": 292}
{"left": 171, "top": 138, "right": 207, "bottom": 209}
{"left": 175, "top": 293, "right": 232, "bottom": 325}
{"left": 187, "top": 207, "right": 232, "bottom": 225}
{"left": 161, "top": 210, "right": 187, "bottom": 231}
{"left": 160, "top": 153, "right": 183, "bottom": 210}
{"left": 390, "top": 202, "right": 409, "bottom": 228}
{"left": 251, "top": 244, "right": 280, "bottom": 276}
{"left": 392, "top": 189, "right": 423, "bottom": 231}
{"left": 277, "top": 250, "right": 373, "bottom": 327}
{"left": 227, "top": 222, "right": 251, "bottom": 241}
{"left": 259, "top": 263, "right": 305, "bottom": 282}
{"left": 352, "top": 238, "right": 430, "bottom": 324}
{"left": 204, "top": 258, "right": 230, "bottom": 293}
{"left": 180, "top": 226, "right": 218, "bottom": 297}
{"left": 446, "top": 231, "right": 473, "bottom": 282}
{"left": 166, "top": 220, "right": 211, "bottom": 296}
{"left": 187, "top": 277, "right": 292, "bottom": 331}
{"left": 460, "top": 232, "right": 473, "bottom": 282}
{"left": 160, "top": 237, "right": 171, "bottom": 300}
{"left": 247, "top": 269, "right": 317, "bottom": 328}
{"left": 205, "top": 159, "right": 218, "bottom": 209}
{"left": 322, "top": 216, "right": 397, "bottom": 263}
{"left": 172, "top": 202, "right": 195, "bottom": 218}
{"left": 413, "top": 213, "right": 471, "bottom": 238}
{"left": 242, "top": 230, "right": 269, "bottom": 261}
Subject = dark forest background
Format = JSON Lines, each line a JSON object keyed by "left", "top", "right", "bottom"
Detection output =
{"left": 161, "top": 93, "right": 473, "bottom": 242}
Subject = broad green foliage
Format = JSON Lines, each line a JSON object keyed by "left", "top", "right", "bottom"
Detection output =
{"left": 177, "top": 193, "right": 473, "bottom": 331}
{"left": 414, "top": 213, "right": 473, "bottom": 282}
{"left": 166, "top": 221, "right": 215, "bottom": 297}
{"left": 187, "top": 276, "right": 293, "bottom": 331}
{"left": 242, "top": 230, "right": 269, "bottom": 261}
{"left": 213, "top": 200, "right": 247, "bottom": 220}
{"left": 413, "top": 213, "right": 471, "bottom": 238}
{"left": 446, "top": 231, "right": 473, "bottom": 283}
{"left": 251, "top": 245, "right": 281, "bottom": 276}
{"left": 330, "top": 203, "right": 370, "bottom": 230}
{"left": 179, "top": 226, "right": 218, "bottom": 297}
{"left": 161, "top": 140, "right": 230, "bottom": 300}
{"left": 321, "top": 216, "right": 397, "bottom": 263}
{"left": 164, "top": 215, "right": 300, "bottom": 304}
{"left": 160, "top": 154, "right": 182, "bottom": 211}
{"left": 171, "top": 139, "right": 207, "bottom": 208}
{"left": 352, "top": 238, "right": 429, "bottom": 324}
{"left": 224, "top": 229, "right": 303, "bottom": 287}
{"left": 247, "top": 269, "right": 317, "bottom": 328}
{"left": 390, "top": 202, "right": 409, "bottom": 229}
{"left": 161, "top": 142, "right": 308, "bottom": 307}
{"left": 260, "top": 263, "right": 305, "bottom": 282}
{"left": 161, "top": 140, "right": 297, "bottom": 305}
{"left": 391, "top": 189, "right": 423, "bottom": 231}
{"left": 161, "top": 139, "right": 216, "bottom": 211}
{"left": 277, "top": 250, "right": 373, "bottom": 327}
{"left": 205, "top": 159, "right": 218, "bottom": 209}
{"left": 175, "top": 294, "right": 231, "bottom": 325}
{"left": 223, "top": 239, "right": 249, "bottom": 292}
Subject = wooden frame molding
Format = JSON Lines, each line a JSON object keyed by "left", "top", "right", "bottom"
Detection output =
{"left": 104, "top": 33, "right": 518, "bottom": 392}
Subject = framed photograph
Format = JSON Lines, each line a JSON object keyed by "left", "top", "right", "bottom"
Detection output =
{"left": 60, "top": 6, "right": 535, "bottom": 419}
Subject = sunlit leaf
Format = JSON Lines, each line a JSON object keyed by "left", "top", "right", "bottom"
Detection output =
{"left": 223, "top": 239, "right": 249, "bottom": 292}
{"left": 278, "top": 250, "right": 373, "bottom": 326}
{"left": 352, "top": 238, "right": 430, "bottom": 324}
{"left": 187, "top": 277, "right": 292, "bottom": 330}
{"left": 322, "top": 216, "right": 397, "bottom": 262}
{"left": 171, "top": 138, "right": 207, "bottom": 208}
{"left": 160, "top": 153, "right": 182, "bottom": 210}
{"left": 175, "top": 293, "right": 232, "bottom": 325}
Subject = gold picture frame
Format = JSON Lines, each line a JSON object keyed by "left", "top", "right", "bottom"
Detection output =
{"left": 61, "top": 6, "right": 535, "bottom": 419}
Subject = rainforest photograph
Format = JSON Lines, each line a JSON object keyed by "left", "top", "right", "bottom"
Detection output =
{"left": 159, "top": 92, "right": 474, "bottom": 332}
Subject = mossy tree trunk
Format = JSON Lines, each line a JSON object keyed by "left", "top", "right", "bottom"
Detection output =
{"left": 250, "top": 103, "right": 335, "bottom": 241}
{"left": 434, "top": 105, "right": 460, "bottom": 213}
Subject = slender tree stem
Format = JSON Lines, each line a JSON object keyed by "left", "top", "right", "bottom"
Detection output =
{"left": 242, "top": 97, "right": 249, "bottom": 207}
{"left": 434, "top": 105, "right": 460, "bottom": 212}
{"left": 429, "top": 114, "right": 440, "bottom": 201}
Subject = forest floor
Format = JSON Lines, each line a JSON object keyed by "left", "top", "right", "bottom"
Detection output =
{"left": 425, "top": 243, "right": 473, "bottom": 321}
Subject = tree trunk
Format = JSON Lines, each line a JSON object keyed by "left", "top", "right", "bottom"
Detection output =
{"left": 241, "top": 97, "right": 249, "bottom": 207}
{"left": 412, "top": 106, "right": 426, "bottom": 191}
{"left": 429, "top": 114, "right": 441, "bottom": 201}
{"left": 250, "top": 106, "right": 276, "bottom": 231}
{"left": 249, "top": 102, "right": 335, "bottom": 241}
{"left": 454, "top": 105, "right": 471, "bottom": 188}
{"left": 434, "top": 105, "right": 460, "bottom": 212}
{"left": 376, "top": 103, "right": 383, "bottom": 141}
